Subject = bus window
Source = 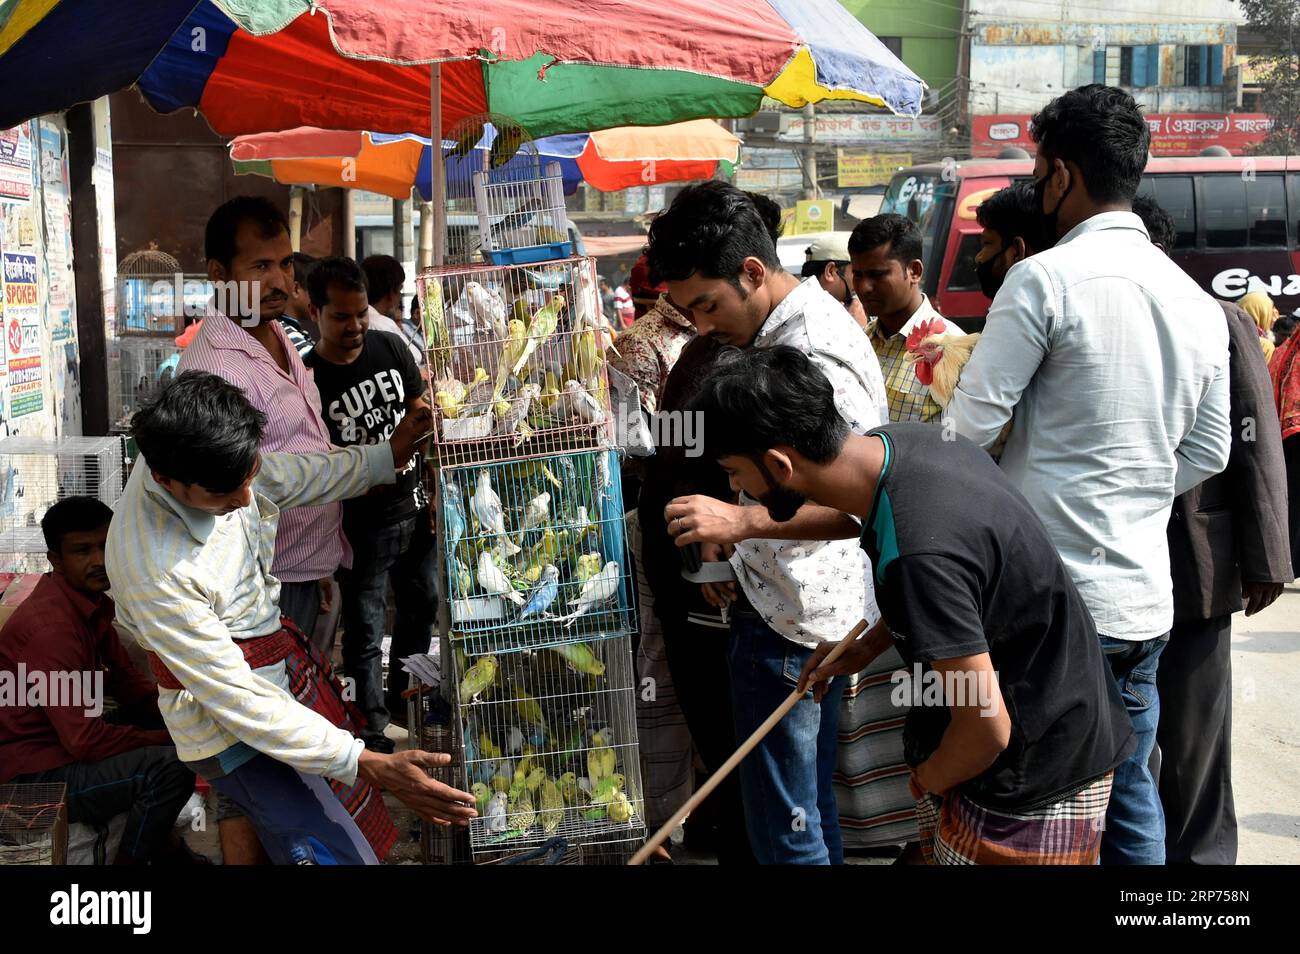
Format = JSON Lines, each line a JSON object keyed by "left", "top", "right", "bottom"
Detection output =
{"left": 946, "top": 233, "right": 983, "bottom": 292}
{"left": 1247, "top": 174, "right": 1287, "bottom": 247}
{"left": 1202, "top": 175, "right": 1248, "bottom": 247}
{"left": 881, "top": 172, "right": 957, "bottom": 285}
{"left": 1138, "top": 175, "right": 1195, "bottom": 249}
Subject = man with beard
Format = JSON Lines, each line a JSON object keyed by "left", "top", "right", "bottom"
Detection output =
{"left": 650, "top": 180, "right": 888, "bottom": 865}
{"left": 690, "top": 346, "right": 1136, "bottom": 865}
{"left": 177, "top": 196, "right": 350, "bottom": 863}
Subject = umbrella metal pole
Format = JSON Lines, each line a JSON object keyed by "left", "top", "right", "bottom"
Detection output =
{"left": 431, "top": 63, "right": 446, "bottom": 266}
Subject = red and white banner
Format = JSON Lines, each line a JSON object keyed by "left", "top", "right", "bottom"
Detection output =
{"left": 972, "top": 113, "right": 1275, "bottom": 158}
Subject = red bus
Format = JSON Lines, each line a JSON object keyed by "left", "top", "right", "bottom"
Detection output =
{"left": 881, "top": 156, "right": 1300, "bottom": 330}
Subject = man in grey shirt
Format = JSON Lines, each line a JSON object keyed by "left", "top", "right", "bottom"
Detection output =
{"left": 946, "top": 85, "right": 1231, "bottom": 865}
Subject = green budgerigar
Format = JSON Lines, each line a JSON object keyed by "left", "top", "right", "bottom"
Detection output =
{"left": 558, "top": 771, "right": 579, "bottom": 806}
{"left": 538, "top": 779, "right": 564, "bottom": 835}
{"left": 510, "top": 687, "right": 547, "bottom": 729}
{"left": 458, "top": 655, "right": 499, "bottom": 702}
{"left": 509, "top": 293, "right": 567, "bottom": 379}
{"left": 547, "top": 641, "right": 606, "bottom": 678}
{"left": 471, "top": 782, "right": 492, "bottom": 816}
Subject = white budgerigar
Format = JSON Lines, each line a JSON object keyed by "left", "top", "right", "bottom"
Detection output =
{"left": 485, "top": 791, "right": 509, "bottom": 833}
{"left": 471, "top": 469, "right": 521, "bottom": 556}
{"left": 562, "top": 379, "right": 606, "bottom": 425}
{"left": 521, "top": 491, "right": 551, "bottom": 534}
{"left": 562, "top": 560, "right": 621, "bottom": 629}
{"left": 465, "top": 281, "right": 508, "bottom": 341}
{"left": 478, "top": 550, "right": 525, "bottom": 607}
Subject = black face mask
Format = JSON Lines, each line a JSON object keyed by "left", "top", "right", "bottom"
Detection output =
{"left": 976, "top": 244, "right": 1007, "bottom": 301}
{"left": 1034, "top": 167, "right": 1072, "bottom": 240}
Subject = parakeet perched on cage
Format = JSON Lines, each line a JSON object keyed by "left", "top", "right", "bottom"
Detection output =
{"left": 507, "top": 790, "right": 536, "bottom": 833}
{"left": 472, "top": 469, "right": 521, "bottom": 556}
{"left": 608, "top": 791, "right": 633, "bottom": 824}
{"left": 493, "top": 382, "right": 540, "bottom": 445}
{"left": 458, "top": 654, "right": 498, "bottom": 702}
{"left": 562, "top": 560, "right": 621, "bottom": 628}
{"left": 444, "top": 479, "right": 468, "bottom": 552}
{"left": 421, "top": 282, "right": 452, "bottom": 379}
{"left": 547, "top": 640, "right": 606, "bottom": 677}
{"left": 471, "top": 782, "right": 492, "bottom": 816}
{"left": 574, "top": 551, "right": 604, "bottom": 584}
{"left": 477, "top": 549, "right": 526, "bottom": 607}
{"left": 509, "top": 294, "right": 567, "bottom": 379}
{"left": 589, "top": 732, "right": 616, "bottom": 782}
{"left": 538, "top": 779, "right": 564, "bottom": 834}
{"left": 464, "top": 281, "right": 509, "bottom": 341}
{"left": 517, "top": 564, "right": 561, "bottom": 621}
{"left": 520, "top": 491, "right": 551, "bottom": 536}
{"left": 560, "top": 379, "right": 606, "bottom": 425}
{"left": 485, "top": 791, "right": 509, "bottom": 833}
{"left": 510, "top": 687, "right": 547, "bottom": 728}
{"left": 559, "top": 772, "right": 580, "bottom": 806}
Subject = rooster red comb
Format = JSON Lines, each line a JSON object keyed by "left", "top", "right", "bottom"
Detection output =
{"left": 905, "top": 317, "right": 947, "bottom": 353}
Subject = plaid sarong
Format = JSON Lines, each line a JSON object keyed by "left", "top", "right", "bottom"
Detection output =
{"left": 149, "top": 617, "right": 398, "bottom": 861}
{"left": 913, "top": 772, "right": 1112, "bottom": 865}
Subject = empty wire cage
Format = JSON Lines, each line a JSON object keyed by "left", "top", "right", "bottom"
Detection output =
{"left": 453, "top": 634, "right": 645, "bottom": 855}
{"left": 418, "top": 256, "right": 615, "bottom": 468}
{"left": 0, "top": 437, "right": 126, "bottom": 571}
{"left": 441, "top": 448, "right": 633, "bottom": 655}
{"left": 0, "top": 783, "right": 67, "bottom": 865}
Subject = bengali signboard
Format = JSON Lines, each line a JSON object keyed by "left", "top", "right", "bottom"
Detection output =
{"left": 781, "top": 114, "right": 941, "bottom": 145}
{"left": 3, "top": 252, "right": 42, "bottom": 418}
{"left": 971, "top": 113, "right": 1275, "bottom": 158}
{"left": 837, "top": 151, "right": 912, "bottom": 188}
{"left": 0, "top": 123, "right": 33, "bottom": 204}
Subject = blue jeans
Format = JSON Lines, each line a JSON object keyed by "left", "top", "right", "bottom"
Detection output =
{"left": 729, "top": 612, "right": 846, "bottom": 865}
{"left": 209, "top": 753, "right": 376, "bottom": 865}
{"left": 338, "top": 509, "right": 438, "bottom": 739}
{"left": 1100, "top": 634, "right": 1168, "bottom": 865}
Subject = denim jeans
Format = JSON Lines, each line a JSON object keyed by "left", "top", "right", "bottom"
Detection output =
{"left": 338, "top": 509, "right": 438, "bottom": 740}
{"left": 729, "top": 611, "right": 846, "bottom": 865}
{"left": 1099, "top": 633, "right": 1168, "bottom": 865}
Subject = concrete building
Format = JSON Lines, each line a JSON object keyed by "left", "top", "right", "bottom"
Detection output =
{"left": 968, "top": 1, "right": 1246, "bottom": 116}
{"left": 842, "top": 0, "right": 963, "bottom": 106}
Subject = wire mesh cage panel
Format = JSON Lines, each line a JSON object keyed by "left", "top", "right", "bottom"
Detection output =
{"left": 442, "top": 448, "right": 633, "bottom": 655}
{"left": 0, "top": 437, "right": 126, "bottom": 570}
{"left": 453, "top": 633, "right": 645, "bottom": 855}
{"left": 472, "top": 158, "right": 571, "bottom": 266}
{"left": 418, "top": 256, "right": 615, "bottom": 468}
{"left": 0, "top": 783, "right": 67, "bottom": 865}
{"left": 108, "top": 335, "right": 183, "bottom": 431}
{"left": 406, "top": 683, "right": 474, "bottom": 865}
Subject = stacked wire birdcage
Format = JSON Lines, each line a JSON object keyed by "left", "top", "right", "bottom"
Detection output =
{"left": 0, "top": 436, "right": 127, "bottom": 573}
{"left": 418, "top": 246, "right": 645, "bottom": 859}
{"left": 0, "top": 783, "right": 68, "bottom": 865}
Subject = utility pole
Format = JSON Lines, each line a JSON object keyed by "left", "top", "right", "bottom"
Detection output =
{"left": 802, "top": 103, "right": 818, "bottom": 200}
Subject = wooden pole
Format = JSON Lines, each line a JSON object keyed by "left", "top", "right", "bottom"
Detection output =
{"left": 431, "top": 64, "right": 446, "bottom": 266}
{"left": 628, "top": 618, "right": 869, "bottom": 865}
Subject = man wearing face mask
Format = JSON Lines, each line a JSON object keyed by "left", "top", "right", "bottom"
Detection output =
{"left": 945, "top": 85, "right": 1231, "bottom": 865}
{"left": 972, "top": 182, "right": 1050, "bottom": 301}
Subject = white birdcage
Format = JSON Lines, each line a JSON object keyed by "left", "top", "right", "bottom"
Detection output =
{"left": 0, "top": 436, "right": 126, "bottom": 572}
{"left": 418, "top": 256, "right": 615, "bottom": 467}
{"left": 109, "top": 248, "right": 209, "bottom": 431}
{"left": 442, "top": 114, "right": 573, "bottom": 267}
{"left": 452, "top": 634, "right": 646, "bottom": 855}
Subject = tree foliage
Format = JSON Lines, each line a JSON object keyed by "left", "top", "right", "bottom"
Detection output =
{"left": 1243, "top": 0, "right": 1300, "bottom": 153}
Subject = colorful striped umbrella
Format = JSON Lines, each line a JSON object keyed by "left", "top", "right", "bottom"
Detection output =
{"left": 0, "top": 0, "right": 924, "bottom": 139}
{"left": 229, "top": 120, "right": 742, "bottom": 199}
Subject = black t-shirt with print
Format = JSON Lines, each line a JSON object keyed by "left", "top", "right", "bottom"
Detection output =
{"left": 859, "top": 422, "right": 1136, "bottom": 811}
{"left": 304, "top": 330, "right": 426, "bottom": 526}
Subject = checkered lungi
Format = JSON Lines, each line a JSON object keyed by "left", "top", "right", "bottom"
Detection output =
{"left": 914, "top": 772, "right": 1113, "bottom": 865}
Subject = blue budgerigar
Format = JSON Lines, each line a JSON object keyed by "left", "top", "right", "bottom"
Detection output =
{"left": 444, "top": 479, "right": 468, "bottom": 553}
{"left": 517, "top": 564, "right": 561, "bottom": 621}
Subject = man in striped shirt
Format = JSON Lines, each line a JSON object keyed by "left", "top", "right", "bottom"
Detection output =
{"left": 106, "top": 371, "right": 475, "bottom": 864}
{"left": 178, "top": 198, "right": 341, "bottom": 639}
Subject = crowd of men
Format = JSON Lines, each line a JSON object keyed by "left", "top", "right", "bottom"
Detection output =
{"left": 0, "top": 83, "right": 1288, "bottom": 865}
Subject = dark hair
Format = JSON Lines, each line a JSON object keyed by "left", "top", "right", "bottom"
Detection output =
{"left": 688, "top": 345, "right": 849, "bottom": 464}
{"left": 42, "top": 497, "right": 113, "bottom": 554}
{"left": 975, "top": 182, "right": 1051, "bottom": 254}
{"left": 744, "top": 191, "right": 784, "bottom": 244}
{"left": 205, "top": 196, "right": 290, "bottom": 268}
{"left": 848, "top": 213, "right": 923, "bottom": 266}
{"left": 1274, "top": 314, "right": 1298, "bottom": 336}
{"left": 291, "top": 252, "right": 318, "bottom": 286}
{"left": 306, "top": 256, "right": 369, "bottom": 308}
{"left": 646, "top": 180, "right": 781, "bottom": 288}
{"left": 362, "top": 255, "right": 405, "bottom": 304}
{"left": 801, "top": 259, "right": 847, "bottom": 279}
{"left": 1030, "top": 84, "right": 1150, "bottom": 204}
{"left": 131, "top": 371, "right": 266, "bottom": 494}
{"left": 1131, "top": 194, "right": 1176, "bottom": 255}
